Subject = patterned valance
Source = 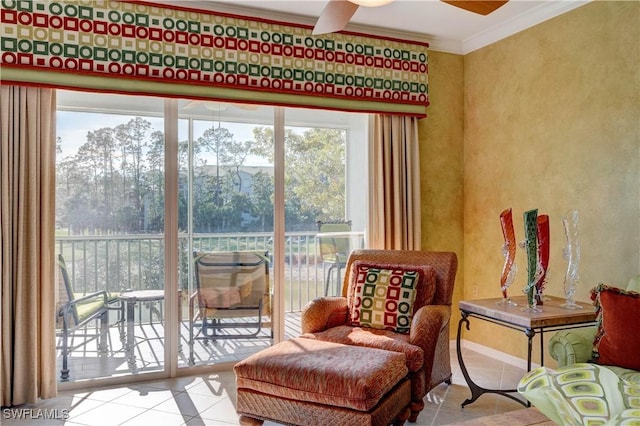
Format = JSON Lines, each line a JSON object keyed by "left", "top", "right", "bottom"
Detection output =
{"left": 0, "top": 0, "right": 429, "bottom": 116}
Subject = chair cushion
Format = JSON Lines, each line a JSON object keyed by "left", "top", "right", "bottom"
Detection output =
{"left": 301, "top": 325, "right": 424, "bottom": 372}
{"left": 72, "top": 297, "right": 107, "bottom": 323}
{"left": 347, "top": 261, "right": 435, "bottom": 334}
{"left": 590, "top": 283, "right": 640, "bottom": 370}
{"left": 234, "top": 338, "right": 408, "bottom": 411}
{"left": 197, "top": 287, "right": 242, "bottom": 308}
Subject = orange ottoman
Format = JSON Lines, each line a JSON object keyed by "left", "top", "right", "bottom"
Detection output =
{"left": 234, "top": 338, "right": 411, "bottom": 426}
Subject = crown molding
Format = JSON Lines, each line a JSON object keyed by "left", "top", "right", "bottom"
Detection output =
{"left": 162, "top": 0, "right": 317, "bottom": 26}
{"left": 151, "top": 0, "right": 455, "bottom": 52}
{"left": 461, "top": 1, "right": 590, "bottom": 54}
{"left": 143, "top": 0, "right": 588, "bottom": 56}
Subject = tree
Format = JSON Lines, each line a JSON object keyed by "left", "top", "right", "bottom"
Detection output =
{"left": 115, "top": 117, "right": 152, "bottom": 231}
{"left": 56, "top": 116, "right": 346, "bottom": 235}
{"left": 289, "top": 127, "right": 345, "bottom": 220}
{"left": 251, "top": 126, "right": 346, "bottom": 229}
{"left": 197, "top": 126, "right": 233, "bottom": 208}
{"left": 75, "top": 126, "right": 117, "bottom": 231}
{"left": 250, "top": 171, "right": 274, "bottom": 231}
{"left": 146, "top": 130, "right": 165, "bottom": 231}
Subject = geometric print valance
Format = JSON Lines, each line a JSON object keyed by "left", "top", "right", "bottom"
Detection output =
{"left": 0, "top": 0, "right": 429, "bottom": 116}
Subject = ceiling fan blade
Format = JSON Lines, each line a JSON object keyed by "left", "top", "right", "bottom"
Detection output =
{"left": 312, "top": 0, "right": 360, "bottom": 35}
{"left": 442, "top": 1, "right": 508, "bottom": 16}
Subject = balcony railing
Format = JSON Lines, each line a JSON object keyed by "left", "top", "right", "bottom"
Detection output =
{"left": 56, "top": 232, "right": 341, "bottom": 313}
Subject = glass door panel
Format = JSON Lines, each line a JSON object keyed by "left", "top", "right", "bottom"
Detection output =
{"left": 285, "top": 108, "right": 368, "bottom": 302}
{"left": 55, "top": 90, "right": 166, "bottom": 383}
{"left": 283, "top": 108, "right": 369, "bottom": 302}
{"left": 176, "top": 100, "right": 275, "bottom": 368}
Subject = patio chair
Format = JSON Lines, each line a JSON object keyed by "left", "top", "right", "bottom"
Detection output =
{"left": 189, "top": 251, "right": 271, "bottom": 365}
{"left": 56, "top": 254, "right": 122, "bottom": 381}
{"left": 316, "top": 219, "right": 352, "bottom": 295}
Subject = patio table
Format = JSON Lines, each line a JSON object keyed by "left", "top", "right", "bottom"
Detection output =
{"left": 118, "top": 290, "right": 164, "bottom": 369}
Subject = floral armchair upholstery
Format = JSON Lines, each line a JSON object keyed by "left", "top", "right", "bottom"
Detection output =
{"left": 300, "top": 249, "right": 458, "bottom": 422}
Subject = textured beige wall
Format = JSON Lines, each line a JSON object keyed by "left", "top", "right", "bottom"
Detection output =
{"left": 460, "top": 1, "right": 640, "bottom": 362}
{"left": 420, "top": 51, "right": 465, "bottom": 337}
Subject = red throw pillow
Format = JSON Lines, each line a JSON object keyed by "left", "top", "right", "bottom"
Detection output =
{"left": 590, "top": 283, "right": 640, "bottom": 370}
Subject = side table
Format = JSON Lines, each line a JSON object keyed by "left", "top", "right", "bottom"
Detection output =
{"left": 456, "top": 295, "right": 596, "bottom": 408}
{"left": 118, "top": 289, "right": 164, "bottom": 369}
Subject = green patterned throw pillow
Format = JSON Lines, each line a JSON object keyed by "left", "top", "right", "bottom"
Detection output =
{"left": 518, "top": 363, "right": 640, "bottom": 426}
{"left": 349, "top": 261, "right": 421, "bottom": 334}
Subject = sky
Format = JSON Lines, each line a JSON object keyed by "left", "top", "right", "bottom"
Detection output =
{"left": 57, "top": 110, "right": 271, "bottom": 167}
{"left": 55, "top": 90, "right": 359, "bottom": 167}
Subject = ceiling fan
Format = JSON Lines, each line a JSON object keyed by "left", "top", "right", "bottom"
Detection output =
{"left": 312, "top": 0, "right": 509, "bottom": 35}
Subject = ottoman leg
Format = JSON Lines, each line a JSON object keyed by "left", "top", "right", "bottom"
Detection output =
{"left": 409, "top": 399, "right": 425, "bottom": 423}
{"left": 239, "top": 415, "right": 264, "bottom": 426}
{"left": 393, "top": 405, "right": 411, "bottom": 425}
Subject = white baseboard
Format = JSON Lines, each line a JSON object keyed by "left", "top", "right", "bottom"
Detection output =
{"left": 451, "top": 339, "right": 542, "bottom": 370}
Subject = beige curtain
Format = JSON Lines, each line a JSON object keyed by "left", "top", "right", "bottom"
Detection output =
{"left": 368, "top": 115, "right": 422, "bottom": 250}
{"left": 1, "top": 86, "right": 57, "bottom": 406}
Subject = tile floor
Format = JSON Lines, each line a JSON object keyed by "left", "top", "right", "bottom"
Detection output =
{"left": 54, "top": 313, "right": 301, "bottom": 382}
{"left": 3, "top": 345, "right": 527, "bottom": 425}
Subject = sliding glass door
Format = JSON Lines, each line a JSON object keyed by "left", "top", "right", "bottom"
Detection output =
{"left": 55, "top": 90, "right": 369, "bottom": 385}
{"left": 55, "top": 91, "right": 166, "bottom": 382}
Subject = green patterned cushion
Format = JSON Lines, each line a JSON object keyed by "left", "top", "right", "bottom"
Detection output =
{"left": 71, "top": 296, "right": 107, "bottom": 323}
{"left": 349, "top": 261, "right": 423, "bottom": 334}
{"left": 518, "top": 363, "right": 640, "bottom": 426}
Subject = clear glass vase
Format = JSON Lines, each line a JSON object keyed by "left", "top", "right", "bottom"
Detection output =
{"left": 560, "top": 210, "right": 582, "bottom": 309}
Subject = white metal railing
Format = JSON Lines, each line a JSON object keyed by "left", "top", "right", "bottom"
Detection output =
{"left": 56, "top": 232, "right": 341, "bottom": 313}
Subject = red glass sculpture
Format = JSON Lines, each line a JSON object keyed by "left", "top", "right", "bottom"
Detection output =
{"left": 497, "top": 208, "right": 518, "bottom": 306}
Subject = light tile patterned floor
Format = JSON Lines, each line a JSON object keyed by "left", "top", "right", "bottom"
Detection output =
{"left": 54, "top": 314, "right": 281, "bottom": 383}
{"left": 4, "top": 345, "right": 527, "bottom": 425}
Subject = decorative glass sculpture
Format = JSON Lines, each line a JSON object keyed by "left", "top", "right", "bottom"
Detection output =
{"left": 497, "top": 208, "right": 518, "bottom": 307}
{"left": 535, "top": 214, "right": 550, "bottom": 305}
{"left": 560, "top": 210, "right": 582, "bottom": 309}
{"left": 522, "top": 209, "right": 542, "bottom": 312}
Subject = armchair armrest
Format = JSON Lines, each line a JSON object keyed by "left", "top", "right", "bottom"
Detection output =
{"left": 409, "top": 305, "right": 450, "bottom": 349}
{"left": 301, "top": 296, "right": 348, "bottom": 333}
{"left": 58, "top": 290, "right": 109, "bottom": 316}
{"left": 58, "top": 290, "right": 109, "bottom": 327}
{"left": 548, "top": 327, "right": 597, "bottom": 367}
{"left": 72, "top": 290, "right": 109, "bottom": 305}
{"left": 188, "top": 290, "right": 199, "bottom": 321}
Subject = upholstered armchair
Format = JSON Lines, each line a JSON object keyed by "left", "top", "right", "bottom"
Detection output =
{"left": 300, "top": 249, "right": 458, "bottom": 422}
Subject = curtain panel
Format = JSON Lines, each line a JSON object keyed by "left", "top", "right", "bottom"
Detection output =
{"left": 368, "top": 115, "right": 422, "bottom": 250}
{"left": 0, "top": 86, "right": 58, "bottom": 406}
{"left": 0, "top": 0, "right": 429, "bottom": 116}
